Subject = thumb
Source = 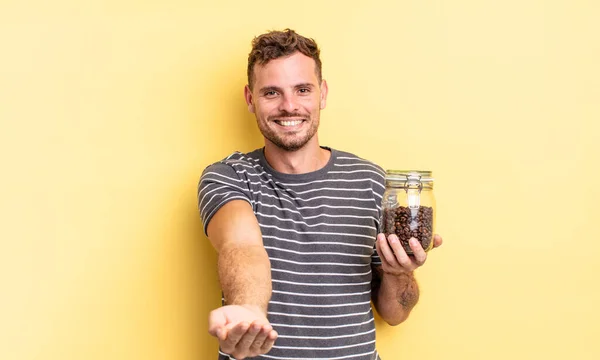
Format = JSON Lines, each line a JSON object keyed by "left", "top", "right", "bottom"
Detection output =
{"left": 208, "top": 309, "right": 227, "bottom": 338}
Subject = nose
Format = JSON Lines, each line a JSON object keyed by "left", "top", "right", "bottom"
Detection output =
{"left": 279, "top": 92, "right": 299, "bottom": 113}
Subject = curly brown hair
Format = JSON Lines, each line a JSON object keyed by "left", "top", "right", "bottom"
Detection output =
{"left": 247, "top": 29, "right": 322, "bottom": 90}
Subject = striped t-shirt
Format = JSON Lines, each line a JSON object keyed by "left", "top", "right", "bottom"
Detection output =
{"left": 198, "top": 147, "right": 386, "bottom": 360}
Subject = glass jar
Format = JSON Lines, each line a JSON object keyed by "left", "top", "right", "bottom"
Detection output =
{"left": 380, "top": 170, "right": 436, "bottom": 254}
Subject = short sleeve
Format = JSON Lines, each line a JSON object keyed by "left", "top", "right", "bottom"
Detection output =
{"left": 371, "top": 245, "right": 382, "bottom": 266}
{"left": 371, "top": 168, "right": 385, "bottom": 267}
{"left": 197, "top": 162, "right": 253, "bottom": 236}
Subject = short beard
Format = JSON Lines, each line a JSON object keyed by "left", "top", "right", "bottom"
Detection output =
{"left": 258, "top": 112, "right": 319, "bottom": 152}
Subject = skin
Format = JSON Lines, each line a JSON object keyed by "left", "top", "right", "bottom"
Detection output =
{"left": 207, "top": 201, "right": 277, "bottom": 359}
{"left": 207, "top": 51, "right": 443, "bottom": 359}
{"left": 244, "top": 52, "right": 330, "bottom": 174}
{"left": 371, "top": 234, "right": 443, "bottom": 325}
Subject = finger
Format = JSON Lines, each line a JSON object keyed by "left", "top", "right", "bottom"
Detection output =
{"left": 235, "top": 322, "right": 261, "bottom": 353}
{"left": 409, "top": 238, "right": 427, "bottom": 266}
{"left": 388, "top": 234, "right": 414, "bottom": 269}
{"left": 260, "top": 329, "right": 278, "bottom": 353}
{"left": 208, "top": 309, "right": 227, "bottom": 337}
{"left": 387, "top": 234, "right": 406, "bottom": 264}
{"left": 433, "top": 234, "right": 443, "bottom": 248}
{"left": 375, "top": 233, "right": 387, "bottom": 256}
{"left": 376, "top": 233, "right": 397, "bottom": 266}
{"left": 221, "top": 322, "right": 250, "bottom": 353}
{"left": 249, "top": 323, "right": 272, "bottom": 355}
{"left": 215, "top": 327, "right": 227, "bottom": 342}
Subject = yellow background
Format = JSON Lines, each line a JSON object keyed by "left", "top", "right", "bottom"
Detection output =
{"left": 1, "top": 1, "right": 599, "bottom": 359}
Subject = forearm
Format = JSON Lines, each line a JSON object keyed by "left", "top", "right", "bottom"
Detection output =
{"left": 218, "top": 243, "right": 272, "bottom": 315}
{"left": 372, "top": 266, "right": 419, "bottom": 325}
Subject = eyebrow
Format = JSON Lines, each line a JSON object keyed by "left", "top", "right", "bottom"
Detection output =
{"left": 258, "top": 86, "right": 282, "bottom": 94}
{"left": 294, "top": 83, "right": 316, "bottom": 90}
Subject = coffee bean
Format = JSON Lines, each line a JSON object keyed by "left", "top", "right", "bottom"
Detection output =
{"left": 382, "top": 205, "right": 434, "bottom": 254}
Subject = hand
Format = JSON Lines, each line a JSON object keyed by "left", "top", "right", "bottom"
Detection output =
{"left": 208, "top": 304, "right": 278, "bottom": 359}
{"left": 375, "top": 233, "right": 443, "bottom": 275}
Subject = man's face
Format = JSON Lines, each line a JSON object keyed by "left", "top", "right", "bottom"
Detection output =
{"left": 245, "top": 52, "right": 328, "bottom": 152}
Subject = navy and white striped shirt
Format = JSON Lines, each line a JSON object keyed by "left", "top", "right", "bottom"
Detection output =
{"left": 198, "top": 147, "right": 385, "bottom": 360}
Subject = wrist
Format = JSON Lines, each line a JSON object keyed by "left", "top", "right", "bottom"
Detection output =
{"left": 382, "top": 267, "right": 414, "bottom": 278}
{"left": 381, "top": 270, "right": 416, "bottom": 290}
{"left": 240, "top": 303, "right": 268, "bottom": 317}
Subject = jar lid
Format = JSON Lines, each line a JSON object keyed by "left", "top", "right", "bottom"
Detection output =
{"left": 385, "top": 170, "right": 434, "bottom": 183}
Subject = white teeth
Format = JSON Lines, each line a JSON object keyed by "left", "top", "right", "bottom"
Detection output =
{"left": 279, "top": 120, "right": 302, "bottom": 126}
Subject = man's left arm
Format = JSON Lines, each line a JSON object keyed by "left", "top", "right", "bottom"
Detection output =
{"left": 371, "top": 234, "right": 443, "bottom": 325}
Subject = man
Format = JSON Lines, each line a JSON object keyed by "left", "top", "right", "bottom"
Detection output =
{"left": 198, "top": 29, "right": 442, "bottom": 360}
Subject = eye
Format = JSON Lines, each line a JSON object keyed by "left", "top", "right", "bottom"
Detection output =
{"left": 264, "top": 90, "right": 278, "bottom": 97}
{"left": 298, "top": 88, "right": 311, "bottom": 94}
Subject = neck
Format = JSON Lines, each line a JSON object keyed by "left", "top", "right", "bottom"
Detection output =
{"left": 263, "top": 137, "right": 331, "bottom": 174}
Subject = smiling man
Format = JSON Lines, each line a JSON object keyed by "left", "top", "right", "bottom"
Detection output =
{"left": 244, "top": 38, "right": 328, "bottom": 171}
{"left": 198, "top": 29, "right": 442, "bottom": 360}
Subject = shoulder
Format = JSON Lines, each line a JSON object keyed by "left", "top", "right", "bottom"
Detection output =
{"left": 202, "top": 149, "right": 264, "bottom": 177}
{"left": 333, "top": 149, "right": 385, "bottom": 179}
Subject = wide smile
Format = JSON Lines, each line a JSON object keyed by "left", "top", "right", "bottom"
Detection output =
{"left": 273, "top": 119, "right": 305, "bottom": 129}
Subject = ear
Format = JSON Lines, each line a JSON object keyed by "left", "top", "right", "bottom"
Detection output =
{"left": 319, "top": 79, "right": 328, "bottom": 110}
{"left": 244, "top": 85, "right": 255, "bottom": 113}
